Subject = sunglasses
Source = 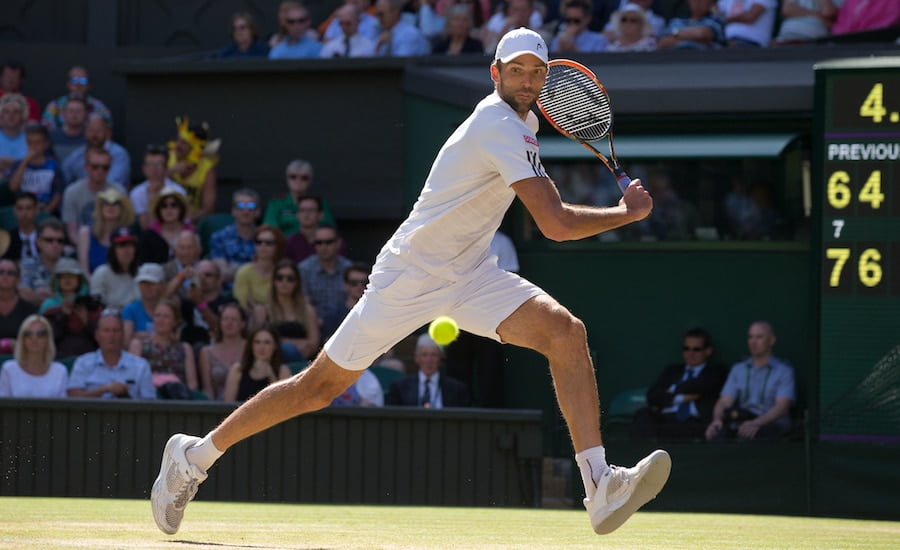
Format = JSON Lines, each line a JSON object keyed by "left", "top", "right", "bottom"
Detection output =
{"left": 101, "top": 199, "right": 121, "bottom": 206}
{"left": 160, "top": 201, "right": 181, "bottom": 209}
{"left": 275, "top": 274, "right": 297, "bottom": 282}
{"left": 88, "top": 163, "right": 111, "bottom": 171}
{"left": 347, "top": 279, "right": 367, "bottom": 287}
{"left": 0, "top": 269, "right": 19, "bottom": 276}
{"left": 234, "top": 201, "right": 257, "bottom": 210}
{"left": 255, "top": 238, "right": 276, "bottom": 246}
{"left": 69, "top": 77, "right": 89, "bottom": 85}
{"left": 621, "top": 17, "right": 642, "bottom": 23}
{"left": 314, "top": 238, "right": 337, "bottom": 246}
{"left": 566, "top": 18, "right": 582, "bottom": 24}
{"left": 288, "top": 173, "right": 311, "bottom": 180}
{"left": 286, "top": 16, "right": 309, "bottom": 24}
{"left": 682, "top": 346, "right": 705, "bottom": 352}
{"left": 23, "top": 329, "right": 48, "bottom": 338}
{"left": 41, "top": 237, "right": 65, "bottom": 244}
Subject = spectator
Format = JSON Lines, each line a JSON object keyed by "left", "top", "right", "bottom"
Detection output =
{"left": 263, "top": 160, "right": 336, "bottom": 237}
{"left": 632, "top": 328, "right": 727, "bottom": 439}
{"left": 210, "top": 189, "right": 261, "bottom": 282}
{"left": 772, "top": 0, "right": 841, "bottom": 44}
{"left": 374, "top": 0, "right": 432, "bottom": 56}
{"left": 216, "top": 12, "right": 270, "bottom": 58}
{"left": 42, "top": 292, "right": 102, "bottom": 360}
{"left": 605, "top": 3, "right": 657, "bottom": 51}
{"left": 18, "top": 217, "right": 67, "bottom": 307}
{"left": 223, "top": 325, "right": 291, "bottom": 402}
{"left": 253, "top": 259, "right": 320, "bottom": 363}
{"left": 61, "top": 114, "right": 131, "bottom": 188}
{"left": 0, "top": 93, "right": 28, "bottom": 174}
{"left": 130, "top": 145, "right": 186, "bottom": 230}
{"left": 285, "top": 196, "right": 324, "bottom": 263}
{"left": 550, "top": 0, "right": 608, "bottom": 53}
{"left": 298, "top": 225, "right": 353, "bottom": 340}
{"left": 233, "top": 225, "right": 286, "bottom": 309}
{"left": 163, "top": 231, "right": 203, "bottom": 299}
{"left": 41, "top": 66, "right": 112, "bottom": 130}
{"left": 139, "top": 189, "right": 193, "bottom": 265}
{"left": 603, "top": 0, "right": 666, "bottom": 39}
{"left": 436, "top": 0, "right": 491, "bottom": 31}
{"left": 67, "top": 310, "right": 155, "bottom": 399}
{"left": 0, "top": 314, "right": 68, "bottom": 398}
{"left": 657, "top": 0, "right": 726, "bottom": 50}
{"left": 121, "top": 262, "right": 167, "bottom": 345}
{"left": 482, "top": 0, "right": 542, "bottom": 54}
{"left": 723, "top": 176, "right": 783, "bottom": 240}
{"left": 331, "top": 261, "right": 370, "bottom": 328}
{"left": 48, "top": 96, "right": 88, "bottom": 163}
{"left": 184, "top": 260, "right": 232, "bottom": 344}
{"left": 330, "top": 368, "right": 384, "bottom": 406}
{"left": 718, "top": 0, "right": 777, "bottom": 47}
{"left": 401, "top": 0, "right": 447, "bottom": 39}
{"left": 61, "top": 147, "right": 126, "bottom": 244}
{"left": 831, "top": 0, "right": 900, "bottom": 35}
{"left": 705, "top": 321, "right": 795, "bottom": 441}
{"left": 268, "top": 4, "right": 323, "bottom": 59}
{"left": 166, "top": 116, "right": 220, "bottom": 220}
{"left": 39, "top": 256, "right": 89, "bottom": 313}
{"left": 0, "top": 60, "right": 40, "bottom": 123}
{"left": 8, "top": 124, "right": 63, "bottom": 215}
{"left": 320, "top": 0, "right": 381, "bottom": 43}
{"left": 76, "top": 188, "right": 135, "bottom": 275}
{"left": 269, "top": 1, "right": 305, "bottom": 49}
{"left": 320, "top": 4, "right": 379, "bottom": 57}
{"left": 0, "top": 192, "right": 39, "bottom": 263}
{"left": 198, "top": 301, "right": 247, "bottom": 400}
{"left": 386, "top": 333, "right": 471, "bottom": 408}
{"left": 88, "top": 226, "right": 140, "bottom": 311}
{"left": 129, "top": 299, "right": 199, "bottom": 400}
{"left": 0, "top": 258, "right": 38, "bottom": 356}
{"left": 431, "top": 4, "right": 485, "bottom": 54}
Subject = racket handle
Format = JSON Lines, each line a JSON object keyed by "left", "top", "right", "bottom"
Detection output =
{"left": 614, "top": 169, "right": 631, "bottom": 194}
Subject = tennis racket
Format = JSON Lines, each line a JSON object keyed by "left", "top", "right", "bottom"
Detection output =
{"left": 536, "top": 59, "right": 632, "bottom": 194}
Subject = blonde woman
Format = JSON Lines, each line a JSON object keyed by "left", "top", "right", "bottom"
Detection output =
{"left": 605, "top": 3, "right": 657, "bottom": 52}
{"left": 0, "top": 314, "right": 68, "bottom": 398}
{"left": 253, "top": 259, "right": 319, "bottom": 362}
{"left": 76, "top": 187, "right": 135, "bottom": 275}
{"left": 233, "top": 225, "right": 285, "bottom": 309}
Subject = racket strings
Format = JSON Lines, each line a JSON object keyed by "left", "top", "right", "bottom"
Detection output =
{"left": 539, "top": 66, "right": 612, "bottom": 141}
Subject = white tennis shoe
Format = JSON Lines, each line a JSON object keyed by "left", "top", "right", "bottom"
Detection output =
{"left": 584, "top": 449, "right": 671, "bottom": 535}
{"left": 151, "top": 433, "right": 207, "bottom": 535}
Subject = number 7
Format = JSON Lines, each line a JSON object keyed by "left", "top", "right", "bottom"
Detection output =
{"left": 826, "top": 248, "right": 851, "bottom": 287}
{"left": 832, "top": 219, "right": 845, "bottom": 238}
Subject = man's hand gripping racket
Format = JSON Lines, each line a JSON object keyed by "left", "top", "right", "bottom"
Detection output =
{"left": 536, "top": 59, "right": 636, "bottom": 196}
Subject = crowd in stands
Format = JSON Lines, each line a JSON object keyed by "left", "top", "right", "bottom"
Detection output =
{"left": 201, "top": 0, "right": 897, "bottom": 61}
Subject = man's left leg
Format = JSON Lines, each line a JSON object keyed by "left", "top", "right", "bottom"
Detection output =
{"left": 497, "top": 294, "right": 670, "bottom": 534}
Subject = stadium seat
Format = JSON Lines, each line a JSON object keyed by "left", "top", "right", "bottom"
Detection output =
{"left": 58, "top": 356, "right": 78, "bottom": 372}
{"left": 197, "top": 212, "right": 234, "bottom": 256}
{"left": 369, "top": 365, "right": 404, "bottom": 393}
{"left": 287, "top": 360, "right": 309, "bottom": 375}
{"left": 602, "top": 387, "right": 648, "bottom": 437}
{"left": 0, "top": 206, "right": 15, "bottom": 231}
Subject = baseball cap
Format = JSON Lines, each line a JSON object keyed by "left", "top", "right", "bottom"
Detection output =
{"left": 135, "top": 262, "right": 165, "bottom": 284}
{"left": 54, "top": 257, "right": 83, "bottom": 277}
{"left": 111, "top": 226, "right": 138, "bottom": 244}
{"left": 494, "top": 27, "right": 548, "bottom": 64}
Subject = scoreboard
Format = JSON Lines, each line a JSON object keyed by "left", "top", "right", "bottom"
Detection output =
{"left": 814, "top": 58, "right": 900, "bottom": 439}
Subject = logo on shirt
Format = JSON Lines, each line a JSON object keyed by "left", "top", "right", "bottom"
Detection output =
{"left": 523, "top": 135, "right": 538, "bottom": 147}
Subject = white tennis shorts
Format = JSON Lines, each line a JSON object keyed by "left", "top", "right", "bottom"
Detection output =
{"left": 324, "top": 253, "right": 545, "bottom": 371}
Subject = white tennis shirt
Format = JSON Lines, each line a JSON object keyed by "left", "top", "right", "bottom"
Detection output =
{"left": 384, "top": 91, "right": 546, "bottom": 278}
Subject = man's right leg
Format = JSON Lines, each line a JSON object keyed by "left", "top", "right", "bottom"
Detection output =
{"left": 151, "top": 351, "right": 361, "bottom": 534}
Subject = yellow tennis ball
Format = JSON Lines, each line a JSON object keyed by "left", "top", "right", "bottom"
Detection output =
{"left": 428, "top": 316, "right": 459, "bottom": 345}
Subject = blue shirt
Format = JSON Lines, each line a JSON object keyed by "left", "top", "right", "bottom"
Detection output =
{"left": 667, "top": 15, "right": 727, "bottom": 49}
{"left": 61, "top": 140, "right": 132, "bottom": 187}
{"left": 721, "top": 356, "right": 794, "bottom": 425}
{"left": 217, "top": 41, "right": 270, "bottom": 58}
{"left": 550, "top": 29, "right": 608, "bottom": 53}
{"left": 0, "top": 131, "right": 26, "bottom": 163}
{"left": 68, "top": 349, "right": 156, "bottom": 399}
{"left": 269, "top": 36, "right": 323, "bottom": 59}
{"left": 376, "top": 21, "right": 430, "bottom": 57}
{"left": 122, "top": 299, "right": 153, "bottom": 334}
{"left": 9, "top": 157, "right": 63, "bottom": 207}
{"left": 209, "top": 224, "right": 255, "bottom": 266}
{"left": 298, "top": 255, "right": 353, "bottom": 337}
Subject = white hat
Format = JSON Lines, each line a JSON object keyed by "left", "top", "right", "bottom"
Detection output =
{"left": 135, "top": 262, "right": 165, "bottom": 284}
{"left": 494, "top": 27, "right": 548, "bottom": 64}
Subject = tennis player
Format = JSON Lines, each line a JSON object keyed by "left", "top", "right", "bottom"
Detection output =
{"left": 152, "top": 27, "right": 669, "bottom": 536}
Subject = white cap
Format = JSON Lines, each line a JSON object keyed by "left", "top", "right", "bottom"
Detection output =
{"left": 494, "top": 27, "right": 548, "bottom": 64}
{"left": 135, "top": 262, "right": 165, "bottom": 284}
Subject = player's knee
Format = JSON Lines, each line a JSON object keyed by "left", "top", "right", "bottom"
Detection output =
{"left": 540, "top": 311, "right": 587, "bottom": 357}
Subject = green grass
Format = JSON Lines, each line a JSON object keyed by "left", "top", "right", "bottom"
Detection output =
{"left": 0, "top": 498, "right": 898, "bottom": 549}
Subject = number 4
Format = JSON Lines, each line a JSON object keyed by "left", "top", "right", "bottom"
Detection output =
{"left": 860, "top": 83, "right": 886, "bottom": 123}
{"left": 858, "top": 170, "right": 884, "bottom": 209}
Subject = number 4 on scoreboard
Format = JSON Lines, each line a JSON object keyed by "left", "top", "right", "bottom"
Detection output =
{"left": 860, "top": 83, "right": 887, "bottom": 123}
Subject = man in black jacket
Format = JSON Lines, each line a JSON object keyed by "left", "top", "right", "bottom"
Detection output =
{"left": 386, "top": 333, "right": 470, "bottom": 408}
{"left": 632, "top": 328, "right": 727, "bottom": 440}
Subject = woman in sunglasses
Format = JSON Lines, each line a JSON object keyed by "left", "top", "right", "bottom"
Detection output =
{"left": 76, "top": 187, "right": 135, "bottom": 275}
{"left": 253, "top": 259, "right": 320, "bottom": 363}
{"left": 0, "top": 314, "right": 68, "bottom": 398}
{"left": 234, "top": 225, "right": 285, "bottom": 310}
{"left": 139, "top": 189, "right": 193, "bottom": 265}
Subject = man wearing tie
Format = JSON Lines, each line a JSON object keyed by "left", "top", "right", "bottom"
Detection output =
{"left": 385, "top": 333, "right": 470, "bottom": 408}
{"left": 632, "top": 328, "right": 727, "bottom": 439}
{"left": 320, "top": 4, "right": 377, "bottom": 58}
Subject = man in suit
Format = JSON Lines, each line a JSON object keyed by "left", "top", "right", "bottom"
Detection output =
{"left": 632, "top": 328, "right": 727, "bottom": 439}
{"left": 386, "top": 333, "right": 470, "bottom": 408}
{"left": 1, "top": 192, "right": 39, "bottom": 262}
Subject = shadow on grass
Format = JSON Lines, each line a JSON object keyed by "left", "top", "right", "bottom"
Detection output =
{"left": 172, "top": 541, "right": 332, "bottom": 550}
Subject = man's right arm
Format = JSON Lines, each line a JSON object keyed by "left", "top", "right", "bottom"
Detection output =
{"left": 511, "top": 176, "right": 652, "bottom": 242}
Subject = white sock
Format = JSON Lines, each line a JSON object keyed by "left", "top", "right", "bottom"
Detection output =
{"left": 575, "top": 445, "right": 609, "bottom": 497}
{"left": 185, "top": 433, "right": 224, "bottom": 472}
